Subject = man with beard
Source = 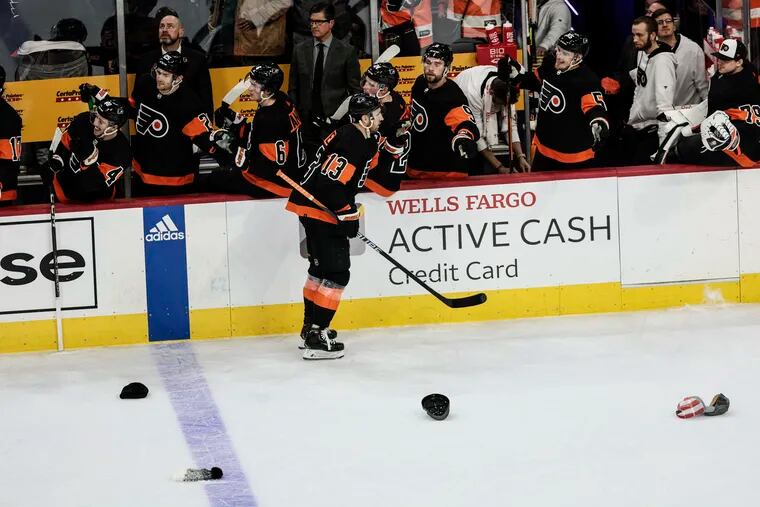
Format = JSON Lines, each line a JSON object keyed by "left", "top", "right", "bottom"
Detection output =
{"left": 508, "top": 31, "right": 609, "bottom": 171}
{"left": 625, "top": 15, "right": 676, "bottom": 165}
{"left": 407, "top": 43, "right": 479, "bottom": 179}
{"left": 46, "top": 97, "right": 131, "bottom": 203}
{"left": 136, "top": 8, "right": 213, "bottom": 115}
{"left": 204, "top": 62, "right": 307, "bottom": 197}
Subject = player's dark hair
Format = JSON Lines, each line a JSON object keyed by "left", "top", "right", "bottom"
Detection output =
{"left": 310, "top": 2, "right": 335, "bottom": 21}
{"left": 490, "top": 78, "right": 508, "bottom": 104}
{"left": 633, "top": 15, "right": 657, "bottom": 35}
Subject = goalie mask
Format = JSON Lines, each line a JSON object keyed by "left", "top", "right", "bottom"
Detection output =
{"left": 701, "top": 110, "right": 740, "bottom": 152}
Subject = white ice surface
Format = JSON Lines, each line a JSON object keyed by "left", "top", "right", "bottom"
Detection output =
{"left": 2, "top": 304, "right": 760, "bottom": 507}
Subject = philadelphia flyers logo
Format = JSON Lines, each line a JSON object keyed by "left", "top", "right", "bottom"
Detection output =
{"left": 136, "top": 104, "right": 169, "bottom": 138}
{"left": 411, "top": 99, "right": 429, "bottom": 133}
{"left": 539, "top": 80, "right": 566, "bottom": 114}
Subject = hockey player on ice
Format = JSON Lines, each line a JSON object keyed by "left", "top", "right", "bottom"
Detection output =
{"left": 285, "top": 93, "right": 384, "bottom": 360}
{"left": 407, "top": 43, "right": 480, "bottom": 180}
{"left": 204, "top": 62, "right": 307, "bottom": 198}
{"left": 507, "top": 31, "right": 609, "bottom": 171}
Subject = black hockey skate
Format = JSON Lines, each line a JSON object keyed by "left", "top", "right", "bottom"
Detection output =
{"left": 302, "top": 327, "right": 344, "bottom": 360}
{"left": 299, "top": 324, "right": 337, "bottom": 349}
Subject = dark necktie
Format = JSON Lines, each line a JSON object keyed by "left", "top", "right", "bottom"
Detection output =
{"left": 312, "top": 43, "right": 325, "bottom": 117}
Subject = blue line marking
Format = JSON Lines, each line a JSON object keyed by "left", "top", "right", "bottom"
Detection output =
{"left": 153, "top": 341, "right": 257, "bottom": 507}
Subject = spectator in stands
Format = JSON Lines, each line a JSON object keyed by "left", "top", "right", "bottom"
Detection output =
{"left": 652, "top": 7, "right": 708, "bottom": 107}
{"left": 233, "top": 0, "right": 291, "bottom": 63}
{"left": 289, "top": 0, "right": 354, "bottom": 47}
{"left": 136, "top": 7, "right": 213, "bottom": 115}
{"left": 671, "top": 40, "right": 760, "bottom": 167}
{"left": 288, "top": 2, "right": 361, "bottom": 153}
{"left": 454, "top": 60, "right": 530, "bottom": 173}
{"left": 45, "top": 96, "right": 132, "bottom": 203}
{"left": 0, "top": 65, "right": 22, "bottom": 207}
{"left": 98, "top": 0, "right": 159, "bottom": 74}
{"left": 625, "top": 15, "right": 676, "bottom": 165}
{"left": 535, "top": 0, "right": 571, "bottom": 57}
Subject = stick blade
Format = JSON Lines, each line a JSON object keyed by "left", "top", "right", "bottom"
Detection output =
{"left": 445, "top": 293, "right": 487, "bottom": 308}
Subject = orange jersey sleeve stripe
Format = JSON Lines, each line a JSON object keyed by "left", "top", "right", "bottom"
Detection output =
{"left": 52, "top": 175, "right": 71, "bottom": 204}
{"left": 285, "top": 201, "right": 339, "bottom": 224}
{"left": 444, "top": 107, "right": 473, "bottom": 131}
{"left": 241, "top": 172, "right": 292, "bottom": 197}
{"left": 62, "top": 131, "right": 72, "bottom": 150}
{"left": 260, "top": 141, "right": 289, "bottom": 163}
{"left": 182, "top": 116, "right": 211, "bottom": 138}
{"left": 725, "top": 108, "right": 750, "bottom": 122}
{"left": 725, "top": 147, "right": 757, "bottom": 168}
{"left": 0, "top": 140, "right": 14, "bottom": 160}
{"left": 581, "top": 93, "right": 605, "bottom": 114}
{"left": 364, "top": 178, "right": 395, "bottom": 197}
{"left": 132, "top": 159, "right": 195, "bottom": 186}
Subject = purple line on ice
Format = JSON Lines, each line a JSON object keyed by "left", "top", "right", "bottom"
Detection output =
{"left": 153, "top": 341, "right": 257, "bottom": 507}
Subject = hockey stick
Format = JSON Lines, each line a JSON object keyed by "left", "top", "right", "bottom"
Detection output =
{"left": 277, "top": 170, "right": 487, "bottom": 308}
{"left": 330, "top": 44, "right": 401, "bottom": 121}
{"left": 49, "top": 127, "right": 65, "bottom": 351}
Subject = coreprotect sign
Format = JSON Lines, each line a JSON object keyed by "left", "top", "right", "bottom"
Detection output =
{"left": 0, "top": 217, "right": 97, "bottom": 314}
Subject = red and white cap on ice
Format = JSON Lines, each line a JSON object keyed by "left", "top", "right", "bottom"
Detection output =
{"left": 676, "top": 396, "right": 705, "bottom": 419}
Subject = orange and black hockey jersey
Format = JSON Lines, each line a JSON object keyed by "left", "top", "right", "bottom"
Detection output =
{"left": 52, "top": 112, "right": 131, "bottom": 203}
{"left": 519, "top": 55, "right": 608, "bottom": 164}
{"left": 286, "top": 124, "right": 379, "bottom": 224}
{"left": 365, "top": 90, "right": 411, "bottom": 197}
{"left": 228, "top": 91, "right": 306, "bottom": 197}
{"left": 0, "top": 98, "right": 22, "bottom": 203}
{"left": 708, "top": 64, "right": 760, "bottom": 166}
{"left": 408, "top": 76, "right": 478, "bottom": 179}
{"left": 129, "top": 75, "right": 217, "bottom": 186}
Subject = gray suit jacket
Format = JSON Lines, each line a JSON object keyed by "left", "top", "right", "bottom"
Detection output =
{"left": 288, "top": 36, "right": 361, "bottom": 119}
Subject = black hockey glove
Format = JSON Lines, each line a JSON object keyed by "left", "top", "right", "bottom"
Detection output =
{"left": 590, "top": 119, "right": 610, "bottom": 151}
{"left": 453, "top": 135, "right": 478, "bottom": 159}
{"left": 214, "top": 103, "right": 241, "bottom": 129}
{"left": 312, "top": 115, "right": 336, "bottom": 131}
{"left": 336, "top": 204, "right": 362, "bottom": 238}
{"left": 79, "top": 83, "right": 104, "bottom": 103}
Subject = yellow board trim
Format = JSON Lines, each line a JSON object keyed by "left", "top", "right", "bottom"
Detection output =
{"left": 0, "top": 278, "right": 750, "bottom": 353}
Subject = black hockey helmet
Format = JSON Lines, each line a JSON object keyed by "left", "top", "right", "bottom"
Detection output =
{"left": 423, "top": 42, "right": 453, "bottom": 66}
{"left": 364, "top": 62, "right": 399, "bottom": 90}
{"left": 557, "top": 31, "right": 589, "bottom": 58}
{"left": 0, "top": 65, "right": 5, "bottom": 91}
{"left": 347, "top": 93, "right": 381, "bottom": 123}
{"left": 155, "top": 51, "right": 187, "bottom": 76}
{"left": 247, "top": 63, "right": 284, "bottom": 93}
{"left": 421, "top": 393, "right": 450, "bottom": 421}
{"left": 50, "top": 18, "right": 88, "bottom": 43}
{"left": 96, "top": 98, "right": 129, "bottom": 128}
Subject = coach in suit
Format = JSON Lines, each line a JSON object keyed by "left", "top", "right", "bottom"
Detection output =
{"left": 288, "top": 1, "right": 361, "bottom": 149}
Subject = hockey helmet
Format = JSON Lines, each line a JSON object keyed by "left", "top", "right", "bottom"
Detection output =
{"left": 0, "top": 65, "right": 5, "bottom": 91}
{"left": 247, "top": 63, "right": 284, "bottom": 93}
{"left": 364, "top": 62, "right": 399, "bottom": 90}
{"left": 154, "top": 51, "right": 187, "bottom": 76}
{"left": 701, "top": 110, "right": 740, "bottom": 152}
{"left": 95, "top": 98, "right": 129, "bottom": 128}
{"left": 423, "top": 43, "right": 453, "bottom": 66}
{"left": 704, "top": 393, "right": 730, "bottom": 416}
{"left": 347, "top": 93, "right": 381, "bottom": 123}
{"left": 557, "top": 31, "right": 589, "bottom": 58}
{"left": 50, "top": 18, "right": 88, "bottom": 43}
{"left": 421, "top": 393, "right": 450, "bottom": 421}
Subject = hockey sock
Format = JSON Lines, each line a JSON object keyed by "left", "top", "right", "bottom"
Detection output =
{"left": 302, "top": 275, "right": 321, "bottom": 325}
{"left": 312, "top": 279, "right": 345, "bottom": 329}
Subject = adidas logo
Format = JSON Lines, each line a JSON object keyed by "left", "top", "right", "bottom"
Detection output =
{"left": 145, "top": 214, "right": 185, "bottom": 242}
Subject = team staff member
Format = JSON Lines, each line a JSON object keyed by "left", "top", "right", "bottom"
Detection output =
{"left": 408, "top": 43, "right": 479, "bottom": 179}
{"left": 509, "top": 31, "right": 609, "bottom": 171}
{"left": 285, "top": 93, "right": 383, "bottom": 360}
{"left": 47, "top": 97, "right": 131, "bottom": 203}
{"left": 206, "top": 63, "right": 306, "bottom": 197}
{"left": 0, "top": 65, "right": 22, "bottom": 206}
